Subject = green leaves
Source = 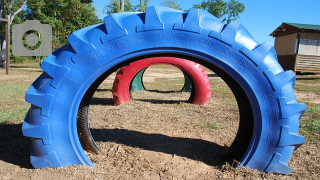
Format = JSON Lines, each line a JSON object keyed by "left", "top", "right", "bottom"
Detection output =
{"left": 104, "top": 0, "right": 150, "bottom": 14}
{"left": 25, "top": 0, "right": 102, "bottom": 50}
{"left": 105, "top": 0, "right": 121, "bottom": 14}
{"left": 193, "top": 0, "right": 245, "bottom": 23}
{"left": 225, "top": 0, "right": 245, "bottom": 23}
{"left": 161, "top": 0, "right": 183, "bottom": 11}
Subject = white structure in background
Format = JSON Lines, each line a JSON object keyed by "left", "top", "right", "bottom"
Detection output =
{"left": 270, "top": 22, "right": 320, "bottom": 73}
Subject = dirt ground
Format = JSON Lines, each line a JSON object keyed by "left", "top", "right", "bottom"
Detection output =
{"left": 0, "top": 65, "right": 319, "bottom": 179}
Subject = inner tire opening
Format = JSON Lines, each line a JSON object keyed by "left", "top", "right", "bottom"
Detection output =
{"left": 130, "top": 64, "right": 194, "bottom": 103}
{"left": 77, "top": 53, "right": 254, "bottom": 165}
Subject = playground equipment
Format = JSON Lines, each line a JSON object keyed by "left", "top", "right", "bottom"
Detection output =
{"left": 22, "top": 6, "right": 306, "bottom": 174}
{"left": 112, "top": 57, "right": 211, "bottom": 105}
{"left": 130, "top": 68, "right": 193, "bottom": 92}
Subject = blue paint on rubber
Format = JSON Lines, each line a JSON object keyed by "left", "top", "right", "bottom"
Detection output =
{"left": 22, "top": 6, "right": 305, "bottom": 174}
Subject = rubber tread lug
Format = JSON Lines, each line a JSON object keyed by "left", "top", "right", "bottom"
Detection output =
{"left": 22, "top": 122, "right": 52, "bottom": 145}
{"left": 30, "top": 146, "right": 62, "bottom": 168}
{"left": 173, "top": 8, "right": 202, "bottom": 33}
{"left": 41, "top": 61, "right": 69, "bottom": 88}
{"left": 68, "top": 33, "right": 95, "bottom": 54}
{"left": 279, "top": 126, "right": 304, "bottom": 148}
{"left": 101, "top": 14, "right": 128, "bottom": 43}
{"left": 71, "top": 55, "right": 80, "bottom": 63}
{"left": 240, "top": 42, "right": 273, "bottom": 66}
{"left": 25, "top": 87, "right": 53, "bottom": 117}
{"left": 137, "top": 6, "right": 164, "bottom": 32}
{"left": 265, "top": 70, "right": 296, "bottom": 91}
{"left": 209, "top": 21, "right": 239, "bottom": 46}
{"left": 265, "top": 153, "right": 292, "bottom": 174}
{"left": 278, "top": 97, "right": 306, "bottom": 119}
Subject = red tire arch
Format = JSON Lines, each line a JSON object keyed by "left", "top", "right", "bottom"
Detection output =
{"left": 112, "top": 57, "right": 211, "bottom": 105}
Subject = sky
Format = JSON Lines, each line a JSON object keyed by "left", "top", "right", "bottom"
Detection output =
{"left": 93, "top": 0, "right": 320, "bottom": 45}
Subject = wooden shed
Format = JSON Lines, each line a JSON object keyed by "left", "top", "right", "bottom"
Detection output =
{"left": 270, "top": 22, "right": 320, "bottom": 73}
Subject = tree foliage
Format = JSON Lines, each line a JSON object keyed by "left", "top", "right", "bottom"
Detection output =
{"left": 193, "top": 0, "right": 245, "bottom": 23}
{"left": 134, "top": 0, "right": 149, "bottom": 12}
{"left": 0, "top": 0, "right": 102, "bottom": 64}
{"left": 161, "top": 0, "right": 182, "bottom": 11}
{"left": 0, "top": 0, "right": 28, "bottom": 67}
{"left": 105, "top": 0, "right": 120, "bottom": 14}
{"left": 105, "top": 0, "right": 134, "bottom": 14}
{"left": 24, "top": 0, "right": 101, "bottom": 50}
{"left": 104, "top": 0, "right": 149, "bottom": 14}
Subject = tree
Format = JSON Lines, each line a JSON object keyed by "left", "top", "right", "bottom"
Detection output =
{"left": 120, "top": 0, "right": 124, "bottom": 11}
{"left": 226, "top": 0, "right": 245, "bottom": 23}
{"left": 134, "top": 0, "right": 149, "bottom": 12}
{"left": 20, "top": 0, "right": 101, "bottom": 54}
{"left": 0, "top": 0, "right": 27, "bottom": 68}
{"left": 105, "top": 0, "right": 133, "bottom": 14}
{"left": 193, "top": 0, "right": 245, "bottom": 23}
{"left": 59, "top": 0, "right": 101, "bottom": 45}
{"left": 161, "top": 0, "right": 182, "bottom": 11}
{"left": 124, "top": 0, "right": 133, "bottom": 12}
{"left": 105, "top": 0, "right": 121, "bottom": 14}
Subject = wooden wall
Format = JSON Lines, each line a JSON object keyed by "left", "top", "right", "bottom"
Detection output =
{"left": 277, "top": 55, "right": 296, "bottom": 71}
{"left": 274, "top": 33, "right": 297, "bottom": 55}
{"left": 296, "top": 55, "right": 320, "bottom": 73}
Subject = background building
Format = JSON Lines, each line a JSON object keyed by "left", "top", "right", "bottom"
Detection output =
{"left": 270, "top": 23, "right": 320, "bottom": 73}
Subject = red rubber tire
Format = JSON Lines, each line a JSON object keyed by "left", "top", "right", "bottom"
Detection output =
{"left": 112, "top": 57, "right": 211, "bottom": 105}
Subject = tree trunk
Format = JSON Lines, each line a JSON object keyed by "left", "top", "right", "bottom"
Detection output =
{"left": 0, "top": 0, "right": 27, "bottom": 68}
{"left": 0, "top": 39, "right": 5, "bottom": 68}
{"left": 0, "top": 0, "right": 5, "bottom": 68}
{"left": 121, "top": 0, "right": 124, "bottom": 11}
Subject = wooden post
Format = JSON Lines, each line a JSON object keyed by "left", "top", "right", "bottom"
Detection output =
{"left": 5, "top": 15, "right": 10, "bottom": 75}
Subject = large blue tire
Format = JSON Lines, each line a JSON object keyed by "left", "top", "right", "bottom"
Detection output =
{"left": 22, "top": 6, "right": 306, "bottom": 174}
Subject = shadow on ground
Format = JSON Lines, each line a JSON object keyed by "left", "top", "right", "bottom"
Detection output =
{"left": 208, "top": 74, "right": 219, "bottom": 78}
{"left": 91, "top": 128, "right": 228, "bottom": 167}
{"left": 133, "top": 98, "right": 187, "bottom": 104}
{"left": 10, "top": 66, "right": 39, "bottom": 69}
{"left": 0, "top": 123, "right": 33, "bottom": 169}
{"left": 0, "top": 123, "right": 228, "bottom": 169}
{"left": 296, "top": 77, "right": 320, "bottom": 80}
{"left": 90, "top": 97, "right": 114, "bottom": 106}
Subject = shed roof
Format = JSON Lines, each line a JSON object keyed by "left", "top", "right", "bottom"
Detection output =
{"left": 270, "top": 22, "right": 320, "bottom": 37}
{"left": 285, "top": 23, "right": 320, "bottom": 30}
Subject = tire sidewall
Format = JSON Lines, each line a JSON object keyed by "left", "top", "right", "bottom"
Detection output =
{"left": 49, "top": 29, "right": 280, "bottom": 169}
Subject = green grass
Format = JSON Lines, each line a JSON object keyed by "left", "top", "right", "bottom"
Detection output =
{"left": 143, "top": 78, "right": 185, "bottom": 91}
{"left": 202, "top": 121, "right": 222, "bottom": 129}
{"left": 0, "top": 82, "right": 32, "bottom": 123}
{"left": 295, "top": 74, "right": 320, "bottom": 140}
{"left": 10, "top": 62, "right": 40, "bottom": 68}
{"left": 295, "top": 74, "right": 320, "bottom": 94}
{"left": 295, "top": 85, "right": 320, "bottom": 95}
{"left": 0, "top": 104, "right": 30, "bottom": 123}
{"left": 299, "top": 104, "right": 320, "bottom": 141}
{"left": 0, "top": 64, "right": 42, "bottom": 123}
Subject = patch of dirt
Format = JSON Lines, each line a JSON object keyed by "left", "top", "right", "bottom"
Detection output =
{"left": 295, "top": 90, "right": 320, "bottom": 104}
{"left": 0, "top": 75, "right": 26, "bottom": 80}
{"left": 0, "top": 66, "right": 319, "bottom": 179}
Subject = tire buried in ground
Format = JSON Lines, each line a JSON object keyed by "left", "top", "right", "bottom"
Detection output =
{"left": 112, "top": 57, "right": 211, "bottom": 105}
{"left": 22, "top": 6, "right": 306, "bottom": 174}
